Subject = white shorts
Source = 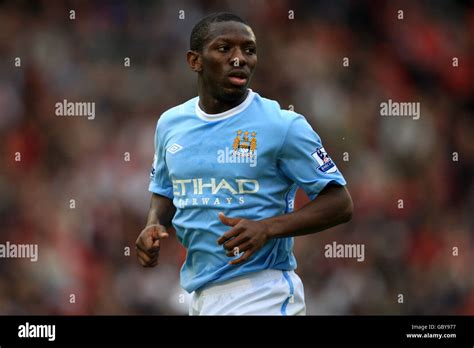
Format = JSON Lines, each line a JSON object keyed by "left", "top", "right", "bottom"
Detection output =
{"left": 189, "top": 269, "right": 306, "bottom": 315}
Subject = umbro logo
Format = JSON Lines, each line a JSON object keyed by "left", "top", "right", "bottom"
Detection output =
{"left": 167, "top": 143, "right": 183, "bottom": 154}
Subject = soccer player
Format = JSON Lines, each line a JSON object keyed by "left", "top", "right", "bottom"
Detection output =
{"left": 135, "top": 13, "right": 353, "bottom": 315}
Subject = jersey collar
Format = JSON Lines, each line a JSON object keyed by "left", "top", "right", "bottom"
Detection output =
{"left": 195, "top": 89, "right": 255, "bottom": 122}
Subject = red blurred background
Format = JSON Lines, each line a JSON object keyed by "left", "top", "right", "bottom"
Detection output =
{"left": 0, "top": 0, "right": 472, "bottom": 314}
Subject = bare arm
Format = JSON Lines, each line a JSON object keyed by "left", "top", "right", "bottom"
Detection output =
{"left": 136, "top": 193, "right": 175, "bottom": 267}
{"left": 217, "top": 184, "right": 353, "bottom": 265}
{"left": 265, "top": 184, "right": 352, "bottom": 238}
{"left": 145, "top": 193, "right": 176, "bottom": 228}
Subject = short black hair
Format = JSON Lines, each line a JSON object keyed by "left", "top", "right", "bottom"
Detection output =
{"left": 190, "top": 12, "right": 249, "bottom": 52}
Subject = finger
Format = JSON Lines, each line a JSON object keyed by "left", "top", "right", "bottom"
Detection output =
{"left": 226, "top": 247, "right": 242, "bottom": 257}
{"left": 151, "top": 239, "right": 161, "bottom": 251}
{"left": 150, "top": 226, "right": 169, "bottom": 240}
{"left": 139, "top": 257, "right": 157, "bottom": 268}
{"left": 142, "top": 224, "right": 169, "bottom": 240}
{"left": 142, "top": 260, "right": 158, "bottom": 268}
{"left": 136, "top": 248, "right": 158, "bottom": 265}
{"left": 216, "top": 226, "right": 242, "bottom": 245}
{"left": 145, "top": 257, "right": 159, "bottom": 268}
{"left": 136, "top": 233, "right": 155, "bottom": 251}
{"left": 225, "top": 241, "right": 252, "bottom": 257}
{"left": 222, "top": 234, "right": 249, "bottom": 251}
{"left": 137, "top": 225, "right": 168, "bottom": 251}
{"left": 136, "top": 248, "right": 153, "bottom": 263}
{"left": 136, "top": 240, "right": 159, "bottom": 255}
{"left": 218, "top": 213, "right": 241, "bottom": 227}
{"left": 229, "top": 250, "right": 253, "bottom": 265}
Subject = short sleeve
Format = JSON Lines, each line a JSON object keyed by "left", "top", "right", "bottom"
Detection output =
{"left": 277, "top": 114, "right": 346, "bottom": 200}
{"left": 148, "top": 120, "right": 174, "bottom": 199}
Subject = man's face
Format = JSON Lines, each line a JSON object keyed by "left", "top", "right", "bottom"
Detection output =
{"left": 199, "top": 21, "right": 257, "bottom": 101}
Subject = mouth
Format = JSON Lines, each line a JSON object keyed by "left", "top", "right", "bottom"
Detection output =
{"left": 227, "top": 70, "right": 249, "bottom": 87}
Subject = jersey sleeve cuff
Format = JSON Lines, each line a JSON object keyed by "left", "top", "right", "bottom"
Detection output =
{"left": 148, "top": 183, "right": 174, "bottom": 200}
{"left": 306, "top": 178, "right": 347, "bottom": 201}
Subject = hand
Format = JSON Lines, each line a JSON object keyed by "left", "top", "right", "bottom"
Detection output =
{"left": 135, "top": 224, "right": 169, "bottom": 267}
{"left": 216, "top": 213, "right": 271, "bottom": 265}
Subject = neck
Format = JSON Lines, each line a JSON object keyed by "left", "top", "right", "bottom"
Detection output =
{"left": 198, "top": 82, "right": 248, "bottom": 114}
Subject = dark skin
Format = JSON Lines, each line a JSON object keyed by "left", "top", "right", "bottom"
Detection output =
{"left": 136, "top": 21, "right": 353, "bottom": 267}
{"left": 187, "top": 21, "right": 258, "bottom": 113}
{"left": 136, "top": 194, "right": 175, "bottom": 267}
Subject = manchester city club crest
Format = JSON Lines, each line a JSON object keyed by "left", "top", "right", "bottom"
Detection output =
{"left": 233, "top": 130, "right": 257, "bottom": 158}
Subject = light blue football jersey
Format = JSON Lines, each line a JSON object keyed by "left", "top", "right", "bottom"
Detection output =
{"left": 149, "top": 89, "right": 346, "bottom": 292}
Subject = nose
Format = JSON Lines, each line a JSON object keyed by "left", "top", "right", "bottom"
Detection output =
{"left": 230, "top": 47, "right": 246, "bottom": 67}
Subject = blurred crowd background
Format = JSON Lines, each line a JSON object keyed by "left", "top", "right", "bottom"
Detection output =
{"left": 0, "top": 0, "right": 472, "bottom": 315}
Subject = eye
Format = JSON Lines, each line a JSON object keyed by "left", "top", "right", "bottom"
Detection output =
{"left": 217, "top": 46, "right": 229, "bottom": 52}
{"left": 245, "top": 47, "right": 256, "bottom": 54}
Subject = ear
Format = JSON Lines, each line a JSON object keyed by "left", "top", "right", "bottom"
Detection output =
{"left": 187, "top": 50, "right": 202, "bottom": 72}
